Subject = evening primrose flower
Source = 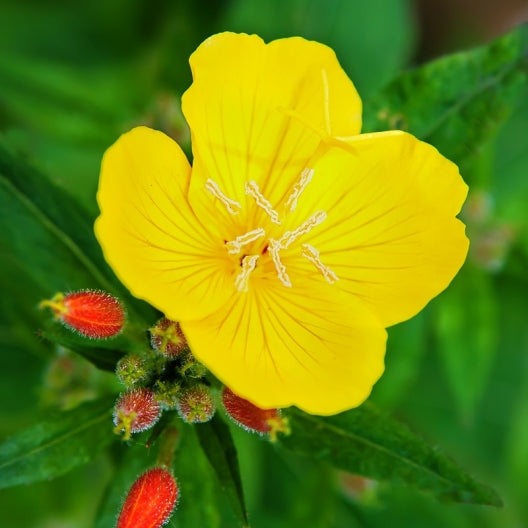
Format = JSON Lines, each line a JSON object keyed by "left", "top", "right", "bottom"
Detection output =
{"left": 95, "top": 33, "right": 469, "bottom": 415}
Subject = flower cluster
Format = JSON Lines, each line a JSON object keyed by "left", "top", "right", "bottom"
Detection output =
{"left": 113, "top": 316, "right": 217, "bottom": 438}
{"left": 40, "top": 289, "right": 287, "bottom": 442}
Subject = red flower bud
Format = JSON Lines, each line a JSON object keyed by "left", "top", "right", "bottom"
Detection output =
{"left": 222, "top": 387, "right": 290, "bottom": 441}
{"left": 113, "top": 388, "right": 161, "bottom": 440}
{"left": 150, "top": 318, "right": 187, "bottom": 357}
{"left": 117, "top": 467, "right": 178, "bottom": 528}
{"left": 177, "top": 385, "right": 215, "bottom": 423}
{"left": 40, "top": 290, "right": 125, "bottom": 338}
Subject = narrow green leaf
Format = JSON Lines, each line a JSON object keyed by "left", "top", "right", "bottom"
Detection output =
{"left": 38, "top": 314, "right": 150, "bottom": 372}
{"left": 363, "top": 25, "right": 528, "bottom": 168}
{"left": 38, "top": 327, "right": 125, "bottom": 372}
{"left": 0, "top": 139, "right": 157, "bottom": 370}
{"left": 195, "top": 415, "right": 250, "bottom": 527}
{"left": 0, "top": 138, "right": 157, "bottom": 309}
{"left": 434, "top": 267, "right": 498, "bottom": 421}
{"left": 0, "top": 140, "right": 114, "bottom": 293}
{"left": 0, "top": 397, "right": 115, "bottom": 489}
{"left": 277, "top": 404, "right": 501, "bottom": 506}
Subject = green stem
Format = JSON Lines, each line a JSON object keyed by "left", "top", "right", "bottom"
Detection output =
{"left": 157, "top": 425, "right": 179, "bottom": 469}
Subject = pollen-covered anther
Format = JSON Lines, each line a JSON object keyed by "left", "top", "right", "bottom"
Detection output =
{"left": 225, "top": 228, "right": 266, "bottom": 255}
{"left": 205, "top": 178, "right": 241, "bottom": 215}
{"left": 235, "top": 255, "right": 259, "bottom": 292}
{"left": 245, "top": 180, "right": 281, "bottom": 225}
{"left": 278, "top": 210, "right": 327, "bottom": 249}
{"left": 284, "top": 168, "right": 314, "bottom": 212}
{"left": 269, "top": 239, "right": 292, "bottom": 287}
{"left": 302, "top": 244, "right": 339, "bottom": 283}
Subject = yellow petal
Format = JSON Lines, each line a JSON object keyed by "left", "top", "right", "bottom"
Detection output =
{"left": 181, "top": 280, "right": 386, "bottom": 415}
{"left": 95, "top": 127, "right": 233, "bottom": 321}
{"left": 285, "top": 131, "right": 469, "bottom": 327}
{"left": 181, "top": 32, "right": 362, "bottom": 215}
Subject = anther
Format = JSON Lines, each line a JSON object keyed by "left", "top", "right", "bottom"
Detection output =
{"left": 234, "top": 255, "right": 259, "bottom": 292}
{"left": 284, "top": 168, "right": 314, "bottom": 212}
{"left": 278, "top": 211, "right": 327, "bottom": 249}
{"left": 225, "top": 228, "right": 266, "bottom": 255}
{"left": 301, "top": 244, "right": 339, "bottom": 284}
{"left": 269, "top": 239, "right": 292, "bottom": 288}
{"left": 205, "top": 179, "right": 241, "bottom": 215}
{"left": 245, "top": 181, "right": 281, "bottom": 225}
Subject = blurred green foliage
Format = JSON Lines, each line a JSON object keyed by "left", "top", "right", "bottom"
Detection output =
{"left": 1, "top": 0, "right": 528, "bottom": 527}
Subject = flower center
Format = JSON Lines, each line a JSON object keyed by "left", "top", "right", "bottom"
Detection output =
{"left": 205, "top": 171, "right": 338, "bottom": 291}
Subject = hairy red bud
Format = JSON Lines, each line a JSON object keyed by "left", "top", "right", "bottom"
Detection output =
{"left": 177, "top": 385, "right": 215, "bottom": 423}
{"left": 113, "top": 388, "right": 161, "bottom": 440}
{"left": 222, "top": 387, "right": 290, "bottom": 441}
{"left": 117, "top": 467, "right": 178, "bottom": 528}
{"left": 40, "top": 290, "right": 125, "bottom": 338}
{"left": 150, "top": 318, "right": 187, "bottom": 357}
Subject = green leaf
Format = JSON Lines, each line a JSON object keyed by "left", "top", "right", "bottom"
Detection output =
{"left": 0, "top": 139, "right": 116, "bottom": 290}
{"left": 363, "top": 25, "right": 528, "bottom": 169}
{"left": 0, "top": 139, "right": 156, "bottom": 369}
{"left": 38, "top": 313, "right": 151, "bottom": 372}
{"left": 38, "top": 327, "right": 126, "bottom": 372}
{"left": 0, "top": 138, "right": 158, "bottom": 315}
{"left": 195, "top": 415, "right": 250, "bottom": 527}
{"left": 434, "top": 266, "right": 498, "bottom": 422}
{"left": 0, "top": 397, "right": 115, "bottom": 489}
{"left": 277, "top": 404, "right": 502, "bottom": 506}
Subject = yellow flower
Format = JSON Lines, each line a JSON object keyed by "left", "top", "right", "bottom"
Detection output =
{"left": 95, "top": 33, "right": 469, "bottom": 415}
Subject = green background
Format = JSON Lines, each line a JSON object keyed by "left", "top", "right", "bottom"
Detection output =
{"left": 1, "top": 0, "right": 528, "bottom": 526}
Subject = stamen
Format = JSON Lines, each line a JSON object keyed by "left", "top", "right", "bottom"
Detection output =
{"left": 205, "top": 179, "right": 241, "bottom": 215}
{"left": 234, "top": 255, "right": 259, "bottom": 292}
{"left": 245, "top": 181, "right": 281, "bottom": 225}
{"left": 301, "top": 244, "right": 339, "bottom": 284}
{"left": 225, "top": 228, "right": 266, "bottom": 255}
{"left": 278, "top": 211, "right": 327, "bottom": 249}
{"left": 284, "top": 168, "right": 314, "bottom": 212}
{"left": 321, "top": 68, "right": 331, "bottom": 136}
{"left": 269, "top": 239, "right": 292, "bottom": 288}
